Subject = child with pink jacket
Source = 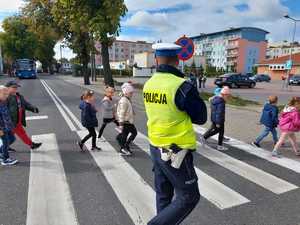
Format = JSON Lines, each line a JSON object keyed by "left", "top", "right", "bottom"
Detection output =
{"left": 272, "top": 97, "right": 300, "bottom": 157}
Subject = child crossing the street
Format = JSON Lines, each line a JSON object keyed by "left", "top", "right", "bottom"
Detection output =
{"left": 252, "top": 96, "right": 279, "bottom": 148}
{"left": 203, "top": 86, "right": 231, "bottom": 151}
{"left": 78, "top": 90, "right": 101, "bottom": 151}
{"left": 116, "top": 82, "right": 137, "bottom": 156}
{"left": 272, "top": 97, "right": 300, "bottom": 157}
{"left": 0, "top": 86, "right": 18, "bottom": 166}
{"left": 98, "top": 86, "right": 119, "bottom": 141}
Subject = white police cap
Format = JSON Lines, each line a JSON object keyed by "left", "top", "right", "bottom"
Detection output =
{"left": 152, "top": 43, "right": 182, "bottom": 57}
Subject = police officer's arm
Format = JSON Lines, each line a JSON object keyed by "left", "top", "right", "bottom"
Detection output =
{"left": 175, "top": 81, "right": 207, "bottom": 125}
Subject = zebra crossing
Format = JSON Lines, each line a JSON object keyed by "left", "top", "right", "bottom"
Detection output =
{"left": 27, "top": 79, "right": 300, "bottom": 225}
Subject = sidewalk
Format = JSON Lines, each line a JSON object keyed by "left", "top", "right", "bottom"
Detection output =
{"left": 58, "top": 75, "right": 300, "bottom": 161}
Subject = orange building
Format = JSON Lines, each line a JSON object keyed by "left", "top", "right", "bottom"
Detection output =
{"left": 257, "top": 53, "right": 300, "bottom": 80}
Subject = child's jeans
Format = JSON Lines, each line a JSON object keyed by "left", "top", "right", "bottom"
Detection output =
{"left": 256, "top": 126, "right": 278, "bottom": 144}
{"left": 0, "top": 132, "right": 16, "bottom": 160}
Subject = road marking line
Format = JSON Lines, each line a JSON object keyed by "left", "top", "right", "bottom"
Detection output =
{"left": 27, "top": 133, "right": 78, "bottom": 225}
{"left": 77, "top": 130, "right": 156, "bottom": 225}
{"left": 40, "top": 80, "right": 77, "bottom": 131}
{"left": 42, "top": 80, "right": 85, "bottom": 130}
{"left": 26, "top": 115, "right": 48, "bottom": 121}
{"left": 194, "top": 125, "right": 300, "bottom": 174}
{"left": 193, "top": 141, "right": 298, "bottom": 194}
{"left": 134, "top": 132, "right": 250, "bottom": 210}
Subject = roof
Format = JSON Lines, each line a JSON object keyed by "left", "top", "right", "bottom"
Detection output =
{"left": 191, "top": 27, "right": 269, "bottom": 40}
{"left": 258, "top": 53, "right": 300, "bottom": 65}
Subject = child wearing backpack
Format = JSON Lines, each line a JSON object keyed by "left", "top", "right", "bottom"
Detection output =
{"left": 98, "top": 86, "right": 119, "bottom": 140}
{"left": 272, "top": 97, "right": 300, "bottom": 157}
{"left": 77, "top": 90, "right": 101, "bottom": 151}
{"left": 252, "top": 96, "right": 279, "bottom": 148}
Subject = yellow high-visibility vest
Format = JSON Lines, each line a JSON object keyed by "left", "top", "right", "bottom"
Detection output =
{"left": 143, "top": 72, "right": 196, "bottom": 150}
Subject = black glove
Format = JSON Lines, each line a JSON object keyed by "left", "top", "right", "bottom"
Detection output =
{"left": 34, "top": 108, "right": 39, "bottom": 113}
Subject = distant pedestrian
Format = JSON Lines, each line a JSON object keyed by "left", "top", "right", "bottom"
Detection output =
{"left": 0, "top": 86, "right": 18, "bottom": 166}
{"left": 6, "top": 81, "right": 42, "bottom": 151}
{"left": 78, "top": 90, "right": 101, "bottom": 151}
{"left": 272, "top": 97, "right": 300, "bottom": 157}
{"left": 252, "top": 96, "right": 279, "bottom": 148}
{"left": 116, "top": 82, "right": 137, "bottom": 156}
{"left": 188, "top": 72, "right": 198, "bottom": 89}
{"left": 203, "top": 86, "right": 231, "bottom": 151}
{"left": 198, "top": 75, "right": 203, "bottom": 89}
{"left": 98, "top": 86, "right": 119, "bottom": 140}
{"left": 202, "top": 75, "right": 207, "bottom": 88}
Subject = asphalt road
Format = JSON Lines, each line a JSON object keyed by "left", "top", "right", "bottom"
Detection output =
{"left": 116, "top": 77, "right": 300, "bottom": 105}
{"left": 1, "top": 75, "right": 300, "bottom": 225}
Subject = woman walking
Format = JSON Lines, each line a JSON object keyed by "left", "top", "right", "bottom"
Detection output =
{"left": 78, "top": 90, "right": 101, "bottom": 151}
{"left": 272, "top": 97, "right": 300, "bottom": 157}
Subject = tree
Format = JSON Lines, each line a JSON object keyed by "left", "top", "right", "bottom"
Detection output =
{"left": 51, "top": 1, "right": 96, "bottom": 85}
{"left": 22, "top": 0, "right": 61, "bottom": 73}
{"left": 88, "top": 0, "right": 127, "bottom": 87}
{"left": 0, "top": 16, "right": 37, "bottom": 63}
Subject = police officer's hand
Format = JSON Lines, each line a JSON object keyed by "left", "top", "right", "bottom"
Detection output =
{"left": 216, "top": 124, "right": 221, "bottom": 128}
{"left": 0, "top": 130, "right": 4, "bottom": 137}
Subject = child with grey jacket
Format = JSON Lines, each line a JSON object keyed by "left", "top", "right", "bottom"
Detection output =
{"left": 98, "top": 86, "right": 119, "bottom": 139}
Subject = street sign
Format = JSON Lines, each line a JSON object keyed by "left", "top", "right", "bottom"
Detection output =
{"left": 285, "top": 60, "right": 293, "bottom": 70}
{"left": 176, "top": 36, "right": 194, "bottom": 61}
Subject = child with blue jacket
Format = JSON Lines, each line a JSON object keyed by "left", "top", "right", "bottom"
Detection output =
{"left": 77, "top": 90, "right": 101, "bottom": 151}
{"left": 252, "top": 96, "right": 279, "bottom": 148}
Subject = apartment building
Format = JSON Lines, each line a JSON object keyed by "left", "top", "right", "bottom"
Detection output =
{"left": 191, "top": 27, "right": 269, "bottom": 74}
{"left": 267, "top": 41, "right": 300, "bottom": 59}
{"left": 95, "top": 40, "right": 153, "bottom": 66}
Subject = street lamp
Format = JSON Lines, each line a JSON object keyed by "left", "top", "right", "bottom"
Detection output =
{"left": 283, "top": 14, "right": 300, "bottom": 90}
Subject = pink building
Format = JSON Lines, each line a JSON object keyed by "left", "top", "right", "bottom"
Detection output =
{"left": 95, "top": 40, "right": 153, "bottom": 66}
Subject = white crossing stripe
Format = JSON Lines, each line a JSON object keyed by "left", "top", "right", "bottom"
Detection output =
{"left": 42, "top": 80, "right": 85, "bottom": 130}
{"left": 194, "top": 141, "right": 298, "bottom": 194}
{"left": 77, "top": 130, "right": 156, "bottom": 225}
{"left": 41, "top": 80, "right": 77, "bottom": 131}
{"left": 194, "top": 125, "right": 300, "bottom": 174}
{"left": 134, "top": 132, "right": 250, "bottom": 210}
{"left": 27, "top": 133, "right": 78, "bottom": 225}
{"left": 26, "top": 115, "right": 48, "bottom": 121}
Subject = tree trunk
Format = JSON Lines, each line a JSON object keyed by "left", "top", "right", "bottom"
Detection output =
{"left": 101, "top": 41, "right": 114, "bottom": 87}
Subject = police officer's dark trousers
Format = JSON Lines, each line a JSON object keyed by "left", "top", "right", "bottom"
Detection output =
{"left": 148, "top": 145, "right": 200, "bottom": 225}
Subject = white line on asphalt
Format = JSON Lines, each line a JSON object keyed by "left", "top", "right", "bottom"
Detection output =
{"left": 134, "top": 132, "right": 250, "bottom": 210}
{"left": 26, "top": 115, "right": 49, "bottom": 121}
{"left": 194, "top": 141, "right": 298, "bottom": 194}
{"left": 27, "top": 133, "right": 78, "bottom": 225}
{"left": 77, "top": 130, "right": 156, "bottom": 225}
{"left": 40, "top": 80, "right": 77, "bottom": 131}
{"left": 194, "top": 125, "right": 300, "bottom": 174}
{"left": 42, "top": 80, "right": 85, "bottom": 130}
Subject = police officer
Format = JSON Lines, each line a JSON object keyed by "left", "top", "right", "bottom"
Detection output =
{"left": 143, "top": 43, "right": 207, "bottom": 225}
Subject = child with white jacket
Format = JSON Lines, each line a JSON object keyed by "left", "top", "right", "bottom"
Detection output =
{"left": 116, "top": 83, "right": 137, "bottom": 156}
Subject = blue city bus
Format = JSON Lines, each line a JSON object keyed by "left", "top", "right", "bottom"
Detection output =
{"left": 15, "top": 59, "right": 37, "bottom": 79}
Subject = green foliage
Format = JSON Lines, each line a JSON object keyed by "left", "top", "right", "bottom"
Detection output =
{"left": 0, "top": 16, "right": 38, "bottom": 63}
{"left": 204, "top": 65, "right": 225, "bottom": 77}
{"left": 252, "top": 66, "right": 258, "bottom": 74}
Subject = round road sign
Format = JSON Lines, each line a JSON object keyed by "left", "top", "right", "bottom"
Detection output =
{"left": 176, "top": 36, "right": 194, "bottom": 61}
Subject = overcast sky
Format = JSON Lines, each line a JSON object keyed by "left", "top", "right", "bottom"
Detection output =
{"left": 1, "top": 0, "right": 300, "bottom": 59}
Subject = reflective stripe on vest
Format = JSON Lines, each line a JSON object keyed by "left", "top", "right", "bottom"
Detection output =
{"left": 143, "top": 72, "right": 196, "bottom": 150}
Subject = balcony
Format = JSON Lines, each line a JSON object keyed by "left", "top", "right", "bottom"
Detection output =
{"left": 226, "top": 61, "right": 237, "bottom": 66}
{"left": 226, "top": 52, "right": 238, "bottom": 58}
{"left": 226, "top": 44, "right": 239, "bottom": 50}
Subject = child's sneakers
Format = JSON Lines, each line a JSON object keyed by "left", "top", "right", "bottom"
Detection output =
{"left": 1, "top": 158, "right": 18, "bottom": 166}
{"left": 119, "top": 148, "right": 132, "bottom": 156}
{"left": 271, "top": 150, "right": 281, "bottom": 158}
{"left": 77, "top": 141, "right": 85, "bottom": 151}
{"left": 217, "top": 145, "right": 228, "bottom": 151}
{"left": 91, "top": 146, "right": 102, "bottom": 151}
{"left": 251, "top": 142, "right": 261, "bottom": 148}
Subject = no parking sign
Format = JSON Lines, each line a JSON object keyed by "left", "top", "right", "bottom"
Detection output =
{"left": 176, "top": 36, "right": 194, "bottom": 61}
